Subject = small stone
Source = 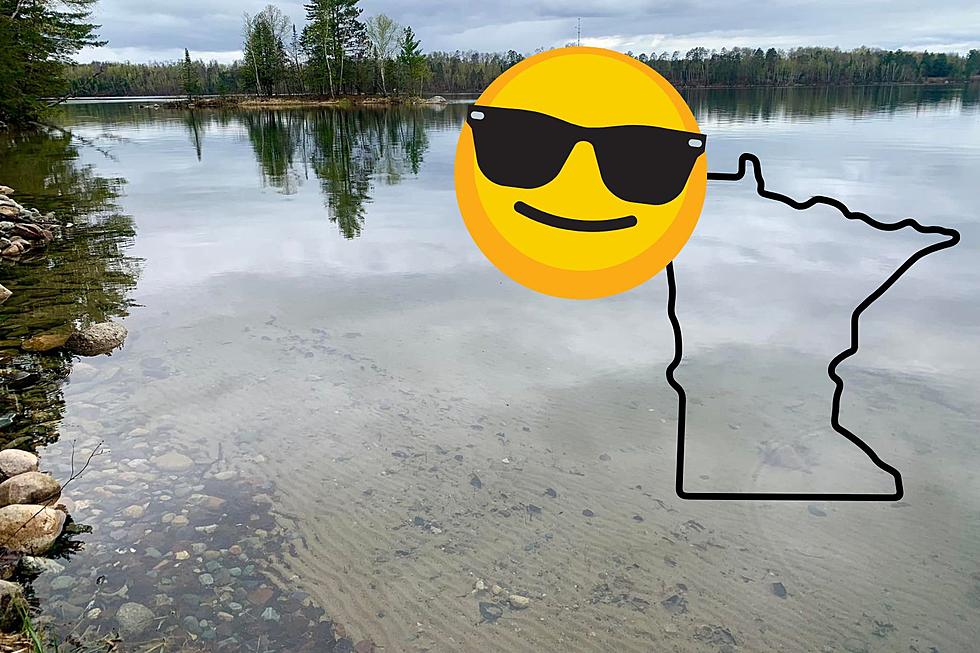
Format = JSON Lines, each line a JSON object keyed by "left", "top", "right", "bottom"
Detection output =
{"left": 115, "top": 602, "right": 155, "bottom": 637}
{"left": 508, "top": 594, "right": 530, "bottom": 609}
{"left": 248, "top": 587, "right": 274, "bottom": 606}
{"left": 172, "top": 515, "right": 189, "bottom": 526}
{"left": 582, "top": 509, "right": 594, "bottom": 517}
{"left": 771, "top": 582, "right": 787, "bottom": 598}
{"left": 122, "top": 504, "right": 145, "bottom": 519}
{"left": 474, "top": 579, "right": 487, "bottom": 591}
{"left": 151, "top": 452, "right": 194, "bottom": 472}
{"left": 261, "top": 607, "right": 280, "bottom": 621}
{"left": 144, "top": 547, "right": 162, "bottom": 559}
{"left": 0, "top": 285, "right": 11, "bottom": 305}
{"left": 216, "top": 611, "right": 234, "bottom": 622}
{"left": 491, "top": 584, "right": 503, "bottom": 596}
{"left": 228, "top": 545, "right": 242, "bottom": 556}
{"left": 199, "top": 574, "right": 214, "bottom": 586}
{"left": 807, "top": 505, "right": 827, "bottom": 517}
{"left": 175, "top": 550, "right": 190, "bottom": 560}
{"left": 86, "top": 608, "right": 102, "bottom": 619}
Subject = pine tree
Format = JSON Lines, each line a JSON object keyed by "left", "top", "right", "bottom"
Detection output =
{"left": 0, "top": 0, "right": 105, "bottom": 124}
{"left": 301, "top": 0, "right": 364, "bottom": 97}
{"left": 397, "top": 27, "right": 426, "bottom": 96}
{"left": 181, "top": 49, "right": 201, "bottom": 99}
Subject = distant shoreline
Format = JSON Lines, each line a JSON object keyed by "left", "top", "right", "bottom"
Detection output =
{"left": 64, "top": 80, "right": 976, "bottom": 106}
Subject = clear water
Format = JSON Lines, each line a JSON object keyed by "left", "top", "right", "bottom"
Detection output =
{"left": 1, "top": 85, "right": 978, "bottom": 652}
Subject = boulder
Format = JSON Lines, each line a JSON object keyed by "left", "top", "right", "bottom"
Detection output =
{"left": 0, "top": 471, "right": 61, "bottom": 507}
{"left": 0, "top": 449, "right": 39, "bottom": 480}
{"left": 0, "top": 185, "right": 14, "bottom": 195}
{"left": 22, "top": 333, "right": 70, "bottom": 353}
{"left": 66, "top": 321, "right": 128, "bottom": 356}
{"left": 0, "top": 580, "right": 26, "bottom": 631}
{"left": 425, "top": 95, "right": 448, "bottom": 104}
{"left": 115, "top": 601, "right": 155, "bottom": 637}
{"left": 0, "top": 504, "right": 66, "bottom": 554}
{"left": 0, "top": 283, "right": 10, "bottom": 304}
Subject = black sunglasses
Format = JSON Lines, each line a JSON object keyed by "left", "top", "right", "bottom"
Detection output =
{"left": 466, "top": 104, "right": 706, "bottom": 206}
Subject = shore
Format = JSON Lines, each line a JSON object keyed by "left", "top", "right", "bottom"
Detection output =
{"left": 170, "top": 94, "right": 449, "bottom": 110}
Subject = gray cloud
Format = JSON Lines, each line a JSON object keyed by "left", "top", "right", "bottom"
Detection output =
{"left": 77, "top": 0, "right": 980, "bottom": 63}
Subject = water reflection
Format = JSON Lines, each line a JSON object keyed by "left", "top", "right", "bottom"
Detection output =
{"left": 242, "top": 108, "right": 436, "bottom": 238}
{"left": 0, "top": 128, "right": 140, "bottom": 448}
{"left": 685, "top": 82, "right": 979, "bottom": 122}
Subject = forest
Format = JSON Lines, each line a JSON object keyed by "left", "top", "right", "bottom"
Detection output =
{"left": 64, "top": 1, "right": 980, "bottom": 98}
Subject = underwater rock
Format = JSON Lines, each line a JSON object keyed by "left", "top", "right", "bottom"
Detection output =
{"left": 0, "top": 471, "right": 61, "bottom": 507}
{"left": 0, "top": 504, "right": 66, "bottom": 554}
{"left": 0, "top": 449, "right": 38, "bottom": 480}
{"left": 65, "top": 321, "right": 128, "bottom": 356}
{"left": 0, "top": 284, "right": 10, "bottom": 304}
{"left": 21, "top": 333, "right": 70, "bottom": 353}
{"left": 115, "top": 602, "right": 155, "bottom": 637}
{"left": 151, "top": 451, "right": 194, "bottom": 472}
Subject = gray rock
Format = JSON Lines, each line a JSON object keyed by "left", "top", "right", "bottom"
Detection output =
{"left": 151, "top": 452, "right": 194, "bottom": 472}
{"left": 115, "top": 602, "right": 155, "bottom": 637}
{"left": 0, "top": 580, "right": 26, "bottom": 630}
{"left": 19, "top": 556, "right": 65, "bottom": 575}
{"left": 0, "top": 449, "right": 38, "bottom": 480}
{"left": 49, "top": 575, "right": 75, "bottom": 591}
{"left": 0, "top": 504, "right": 66, "bottom": 554}
{"left": 0, "top": 471, "right": 61, "bottom": 506}
{"left": 65, "top": 321, "right": 128, "bottom": 356}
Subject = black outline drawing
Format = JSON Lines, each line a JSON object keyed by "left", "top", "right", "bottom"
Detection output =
{"left": 667, "top": 153, "right": 960, "bottom": 501}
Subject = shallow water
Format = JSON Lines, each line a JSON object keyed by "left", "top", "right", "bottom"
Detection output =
{"left": 1, "top": 85, "right": 979, "bottom": 651}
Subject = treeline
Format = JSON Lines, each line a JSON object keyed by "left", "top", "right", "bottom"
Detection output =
{"left": 63, "top": 0, "right": 980, "bottom": 98}
{"left": 70, "top": 45, "right": 980, "bottom": 99}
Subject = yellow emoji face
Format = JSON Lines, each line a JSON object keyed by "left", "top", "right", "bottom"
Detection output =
{"left": 455, "top": 47, "right": 707, "bottom": 299}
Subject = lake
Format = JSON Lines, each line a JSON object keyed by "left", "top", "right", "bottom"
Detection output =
{"left": 1, "top": 85, "right": 978, "bottom": 651}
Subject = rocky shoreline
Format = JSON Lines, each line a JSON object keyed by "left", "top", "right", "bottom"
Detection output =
{"left": 0, "top": 184, "right": 63, "bottom": 304}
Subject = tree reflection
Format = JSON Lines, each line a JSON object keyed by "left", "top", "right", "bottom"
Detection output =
{"left": 0, "top": 128, "right": 140, "bottom": 448}
{"left": 242, "top": 106, "right": 436, "bottom": 238}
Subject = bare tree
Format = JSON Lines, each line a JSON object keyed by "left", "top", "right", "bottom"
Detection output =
{"left": 364, "top": 14, "right": 400, "bottom": 95}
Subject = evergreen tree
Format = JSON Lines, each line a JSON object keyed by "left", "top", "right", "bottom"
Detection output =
{"left": 242, "top": 6, "right": 290, "bottom": 96}
{"left": 301, "top": 0, "right": 363, "bottom": 97}
{"left": 397, "top": 26, "right": 427, "bottom": 96}
{"left": 181, "top": 49, "right": 201, "bottom": 99}
{"left": 0, "top": 0, "right": 104, "bottom": 124}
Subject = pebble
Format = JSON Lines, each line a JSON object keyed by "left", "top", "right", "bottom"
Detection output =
{"left": 508, "top": 594, "right": 530, "bottom": 609}
{"left": 175, "top": 550, "right": 190, "bottom": 560}
{"left": 122, "top": 504, "right": 145, "bottom": 519}
{"left": 262, "top": 607, "right": 280, "bottom": 622}
{"left": 474, "top": 579, "right": 487, "bottom": 591}
{"left": 198, "top": 573, "right": 214, "bottom": 586}
{"left": 491, "top": 584, "right": 503, "bottom": 596}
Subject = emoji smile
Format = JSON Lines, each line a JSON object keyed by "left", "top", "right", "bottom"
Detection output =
{"left": 514, "top": 201, "right": 637, "bottom": 232}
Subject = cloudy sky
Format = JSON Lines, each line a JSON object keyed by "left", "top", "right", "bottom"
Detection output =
{"left": 77, "top": 0, "right": 980, "bottom": 64}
